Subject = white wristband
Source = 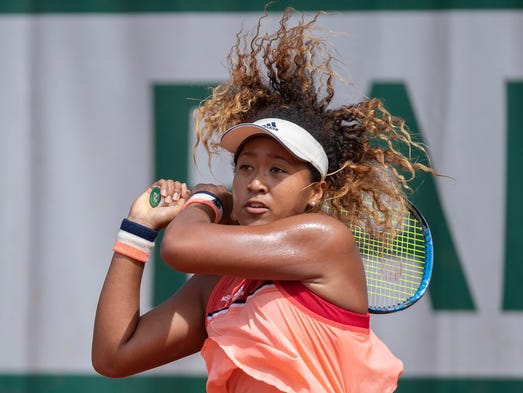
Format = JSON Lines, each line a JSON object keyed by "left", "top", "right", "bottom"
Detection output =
{"left": 183, "top": 191, "right": 224, "bottom": 223}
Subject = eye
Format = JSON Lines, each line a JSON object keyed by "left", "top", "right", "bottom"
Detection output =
{"left": 270, "top": 167, "right": 286, "bottom": 174}
{"left": 237, "top": 163, "right": 253, "bottom": 171}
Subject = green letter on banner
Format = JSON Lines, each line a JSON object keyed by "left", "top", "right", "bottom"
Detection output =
{"left": 503, "top": 81, "right": 523, "bottom": 310}
{"left": 369, "top": 82, "right": 475, "bottom": 310}
{"left": 152, "top": 83, "right": 212, "bottom": 305}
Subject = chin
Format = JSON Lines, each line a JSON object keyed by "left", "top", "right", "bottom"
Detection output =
{"left": 240, "top": 216, "right": 271, "bottom": 226}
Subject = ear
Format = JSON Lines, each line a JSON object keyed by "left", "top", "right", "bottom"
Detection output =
{"left": 308, "top": 180, "right": 326, "bottom": 208}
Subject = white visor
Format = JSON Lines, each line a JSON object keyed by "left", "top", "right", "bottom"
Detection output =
{"left": 220, "top": 118, "right": 329, "bottom": 178}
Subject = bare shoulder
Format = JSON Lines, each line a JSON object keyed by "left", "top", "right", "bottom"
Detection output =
{"left": 296, "top": 213, "right": 368, "bottom": 313}
{"left": 291, "top": 212, "right": 356, "bottom": 252}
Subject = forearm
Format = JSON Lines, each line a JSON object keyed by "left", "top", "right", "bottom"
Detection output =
{"left": 160, "top": 204, "right": 216, "bottom": 272}
{"left": 92, "top": 180, "right": 203, "bottom": 377}
{"left": 92, "top": 253, "right": 145, "bottom": 376}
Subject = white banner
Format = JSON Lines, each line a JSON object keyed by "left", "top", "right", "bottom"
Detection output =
{"left": 1, "top": 11, "right": 522, "bottom": 378}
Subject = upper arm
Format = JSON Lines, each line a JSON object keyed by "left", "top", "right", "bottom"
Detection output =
{"left": 160, "top": 212, "right": 355, "bottom": 281}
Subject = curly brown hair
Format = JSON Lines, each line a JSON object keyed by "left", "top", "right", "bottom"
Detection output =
{"left": 194, "top": 8, "right": 434, "bottom": 235}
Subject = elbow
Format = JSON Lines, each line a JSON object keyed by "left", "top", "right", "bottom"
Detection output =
{"left": 92, "top": 361, "right": 117, "bottom": 379}
{"left": 91, "top": 353, "right": 118, "bottom": 378}
{"left": 91, "top": 349, "right": 132, "bottom": 379}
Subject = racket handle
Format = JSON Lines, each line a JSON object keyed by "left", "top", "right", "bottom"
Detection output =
{"left": 149, "top": 186, "right": 162, "bottom": 208}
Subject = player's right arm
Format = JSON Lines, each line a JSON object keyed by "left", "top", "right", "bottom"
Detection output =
{"left": 92, "top": 266, "right": 218, "bottom": 378}
{"left": 92, "top": 179, "right": 218, "bottom": 377}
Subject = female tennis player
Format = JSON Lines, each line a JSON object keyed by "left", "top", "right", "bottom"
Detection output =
{"left": 92, "top": 8, "right": 433, "bottom": 392}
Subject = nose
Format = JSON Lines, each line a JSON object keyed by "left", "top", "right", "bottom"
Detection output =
{"left": 248, "top": 175, "right": 268, "bottom": 193}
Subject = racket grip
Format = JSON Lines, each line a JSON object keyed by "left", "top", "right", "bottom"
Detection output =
{"left": 149, "top": 186, "right": 162, "bottom": 208}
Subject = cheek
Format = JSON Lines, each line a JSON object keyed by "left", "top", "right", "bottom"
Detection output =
{"left": 275, "top": 182, "right": 311, "bottom": 210}
{"left": 231, "top": 173, "right": 241, "bottom": 194}
{"left": 296, "top": 194, "right": 312, "bottom": 211}
{"left": 231, "top": 178, "right": 242, "bottom": 210}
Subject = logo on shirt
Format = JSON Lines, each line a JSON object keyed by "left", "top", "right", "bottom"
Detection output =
{"left": 208, "top": 281, "right": 275, "bottom": 321}
{"left": 221, "top": 285, "right": 245, "bottom": 303}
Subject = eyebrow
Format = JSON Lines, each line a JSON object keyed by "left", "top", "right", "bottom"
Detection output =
{"left": 238, "top": 150, "right": 294, "bottom": 164}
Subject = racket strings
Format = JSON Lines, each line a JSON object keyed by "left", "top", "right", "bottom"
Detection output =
{"left": 352, "top": 213, "right": 427, "bottom": 308}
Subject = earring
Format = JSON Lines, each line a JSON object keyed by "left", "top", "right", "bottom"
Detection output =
{"left": 310, "top": 201, "right": 316, "bottom": 207}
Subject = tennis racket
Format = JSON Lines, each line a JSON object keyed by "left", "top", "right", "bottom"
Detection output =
{"left": 325, "top": 202, "right": 433, "bottom": 314}
{"left": 355, "top": 203, "right": 433, "bottom": 313}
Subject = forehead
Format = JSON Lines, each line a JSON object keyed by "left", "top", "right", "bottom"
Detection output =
{"left": 237, "top": 136, "right": 302, "bottom": 162}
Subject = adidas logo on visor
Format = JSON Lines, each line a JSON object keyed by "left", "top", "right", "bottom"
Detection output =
{"left": 262, "top": 122, "right": 278, "bottom": 131}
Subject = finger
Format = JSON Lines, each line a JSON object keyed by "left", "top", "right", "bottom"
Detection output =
{"left": 160, "top": 181, "right": 185, "bottom": 205}
{"left": 181, "top": 183, "right": 191, "bottom": 199}
{"left": 162, "top": 180, "right": 173, "bottom": 203}
{"left": 155, "top": 179, "right": 168, "bottom": 198}
{"left": 172, "top": 181, "right": 182, "bottom": 202}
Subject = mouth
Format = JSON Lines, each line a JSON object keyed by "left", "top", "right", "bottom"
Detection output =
{"left": 245, "top": 200, "right": 269, "bottom": 214}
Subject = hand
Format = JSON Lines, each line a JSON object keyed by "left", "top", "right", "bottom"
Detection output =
{"left": 127, "top": 180, "right": 191, "bottom": 230}
{"left": 191, "top": 183, "right": 233, "bottom": 224}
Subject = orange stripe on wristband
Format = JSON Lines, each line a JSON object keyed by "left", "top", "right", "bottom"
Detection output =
{"left": 113, "top": 241, "right": 150, "bottom": 263}
{"left": 184, "top": 199, "right": 221, "bottom": 223}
